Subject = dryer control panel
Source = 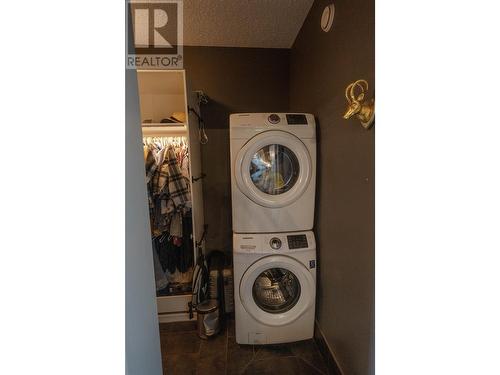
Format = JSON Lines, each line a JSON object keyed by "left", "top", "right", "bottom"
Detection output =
{"left": 285, "top": 114, "right": 308, "bottom": 125}
{"left": 266, "top": 113, "right": 309, "bottom": 126}
{"left": 229, "top": 113, "right": 316, "bottom": 140}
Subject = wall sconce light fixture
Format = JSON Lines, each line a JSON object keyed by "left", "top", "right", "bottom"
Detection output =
{"left": 321, "top": 4, "right": 335, "bottom": 32}
{"left": 343, "top": 79, "right": 375, "bottom": 130}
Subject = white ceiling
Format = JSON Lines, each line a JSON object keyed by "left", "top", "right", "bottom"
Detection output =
{"left": 183, "top": 0, "right": 314, "bottom": 48}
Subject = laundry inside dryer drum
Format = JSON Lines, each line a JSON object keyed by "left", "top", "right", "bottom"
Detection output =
{"left": 252, "top": 268, "right": 301, "bottom": 313}
{"left": 250, "top": 145, "right": 300, "bottom": 195}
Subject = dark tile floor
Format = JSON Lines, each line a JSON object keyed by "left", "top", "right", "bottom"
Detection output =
{"left": 159, "top": 318, "right": 329, "bottom": 375}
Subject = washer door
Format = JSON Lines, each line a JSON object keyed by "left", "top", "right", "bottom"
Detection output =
{"left": 235, "top": 131, "right": 312, "bottom": 208}
{"left": 239, "top": 255, "right": 315, "bottom": 327}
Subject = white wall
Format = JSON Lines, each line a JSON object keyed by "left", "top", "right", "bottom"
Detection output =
{"left": 125, "top": 66, "right": 163, "bottom": 375}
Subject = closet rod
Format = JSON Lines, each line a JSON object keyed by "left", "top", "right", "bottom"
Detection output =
{"left": 141, "top": 125, "right": 187, "bottom": 137}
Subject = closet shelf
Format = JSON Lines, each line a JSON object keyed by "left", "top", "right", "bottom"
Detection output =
{"left": 142, "top": 122, "right": 186, "bottom": 127}
{"left": 141, "top": 124, "right": 187, "bottom": 136}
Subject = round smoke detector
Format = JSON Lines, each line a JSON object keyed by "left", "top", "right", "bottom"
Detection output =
{"left": 321, "top": 3, "right": 335, "bottom": 32}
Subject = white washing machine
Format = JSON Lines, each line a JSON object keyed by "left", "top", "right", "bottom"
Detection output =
{"left": 230, "top": 113, "right": 316, "bottom": 233}
{"left": 233, "top": 231, "right": 316, "bottom": 344}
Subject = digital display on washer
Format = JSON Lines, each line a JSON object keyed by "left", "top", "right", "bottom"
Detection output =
{"left": 286, "top": 114, "right": 308, "bottom": 125}
{"left": 287, "top": 234, "right": 308, "bottom": 249}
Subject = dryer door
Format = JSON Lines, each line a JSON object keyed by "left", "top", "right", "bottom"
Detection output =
{"left": 239, "top": 255, "right": 315, "bottom": 327}
{"left": 235, "top": 131, "right": 312, "bottom": 208}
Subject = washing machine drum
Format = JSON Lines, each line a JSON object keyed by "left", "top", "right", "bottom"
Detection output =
{"left": 252, "top": 268, "right": 301, "bottom": 313}
{"left": 235, "top": 131, "right": 312, "bottom": 208}
{"left": 240, "top": 255, "right": 315, "bottom": 327}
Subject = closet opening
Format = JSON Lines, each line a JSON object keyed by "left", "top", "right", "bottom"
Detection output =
{"left": 138, "top": 69, "right": 205, "bottom": 322}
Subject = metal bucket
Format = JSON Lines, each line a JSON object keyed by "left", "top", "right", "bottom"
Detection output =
{"left": 196, "top": 299, "right": 220, "bottom": 339}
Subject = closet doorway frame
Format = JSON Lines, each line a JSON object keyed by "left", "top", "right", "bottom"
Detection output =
{"left": 138, "top": 69, "right": 205, "bottom": 323}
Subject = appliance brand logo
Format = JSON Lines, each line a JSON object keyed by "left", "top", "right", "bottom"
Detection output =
{"left": 126, "top": 0, "right": 183, "bottom": 69}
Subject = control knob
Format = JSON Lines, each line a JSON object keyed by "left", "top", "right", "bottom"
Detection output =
{"left": 268, "top": 113, "right": 280, "bottom": 124}
{"left": 269, "top": 237, "right": 282, "bottom": 250}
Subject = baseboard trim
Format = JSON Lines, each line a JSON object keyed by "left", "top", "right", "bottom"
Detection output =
{"left": 314, "top": 321, "right": 344, "bottom": 375}
{"left": 157, "top": 312, "right": 197, "bottom": 323}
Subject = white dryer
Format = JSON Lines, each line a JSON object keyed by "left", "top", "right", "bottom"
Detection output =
{"left": 230, "top": 113, "right": 316, "bottom": 233}
{"left": 233, "top": 231, "right": 316, "bottom": 344}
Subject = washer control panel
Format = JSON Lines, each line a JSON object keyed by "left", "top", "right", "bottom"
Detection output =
{"left": 234, "top": 232, "right": 315, "bottom": 253}
{"left": 287, "top": 234, "right": 309, "bottom": 249}
{"left": 269, "top": 237, "right": 282, "bottom": 250}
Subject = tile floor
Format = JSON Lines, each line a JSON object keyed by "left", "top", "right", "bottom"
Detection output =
{"left": 159, "top": 318, "right": 329, "bottom": 375}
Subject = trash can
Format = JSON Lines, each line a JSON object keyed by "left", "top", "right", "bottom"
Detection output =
{"left": 196, "top": 299, "right": 220, "bottom": 339}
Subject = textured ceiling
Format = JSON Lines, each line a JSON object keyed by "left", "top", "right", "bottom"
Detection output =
{"left": 183, "top": 0, "right": 314, "bottom": 48}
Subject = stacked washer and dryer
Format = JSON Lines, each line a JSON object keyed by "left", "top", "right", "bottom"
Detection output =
{"left": 230, "top": 113, "right": 317, "bottom": 344}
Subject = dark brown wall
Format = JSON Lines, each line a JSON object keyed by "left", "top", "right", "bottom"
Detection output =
{"left": 290, "top": 0, "right": 375, "bottom": 374}
{"left": 183, "top": 46, "right": 290, "bottom": 253}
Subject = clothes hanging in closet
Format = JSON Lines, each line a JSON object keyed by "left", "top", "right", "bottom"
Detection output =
{"left": 153, "top": 215, "right": 194, "bottom": 275}
{"left": 165, "top": 147, "right": 190, "bottom": 206}
{"left": 144, "top": 137, "right": 191, "bottom": 235}
{"left": 143, "top": 137, "right": 194, "bottom": 290}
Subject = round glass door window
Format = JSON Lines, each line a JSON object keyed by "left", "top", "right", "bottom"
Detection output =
{"left": 252, "top": 268, "right": 301, "bottom": 313}
{"left": 250, "top": 145, "right": 300, "bottom": 195}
